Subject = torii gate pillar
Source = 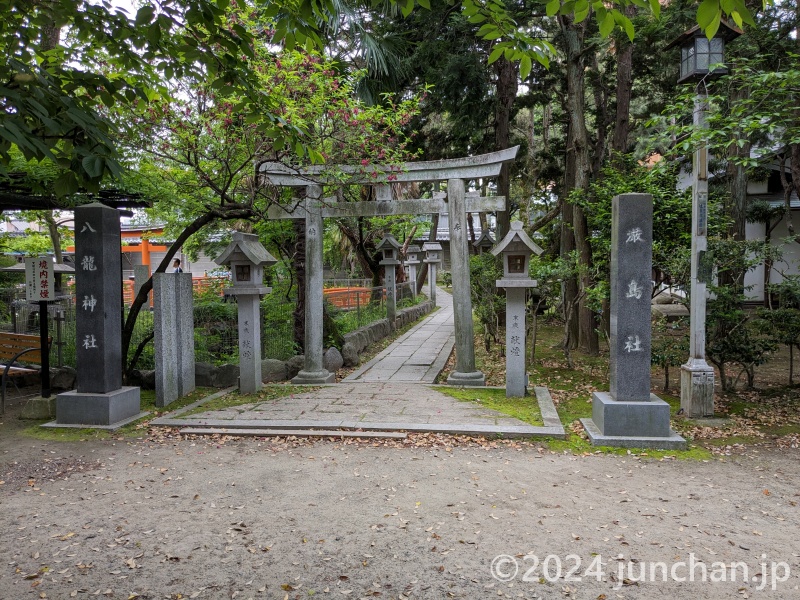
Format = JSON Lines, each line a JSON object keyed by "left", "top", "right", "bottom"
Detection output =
{"left": 446, "top": 178, "right": 484, "bottom": 386}
{"left": 292, "top": 185, "right": 336, "bottom": 384}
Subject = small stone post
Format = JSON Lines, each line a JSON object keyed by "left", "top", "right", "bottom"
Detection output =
{"left": 153, "top": 272, "right": 195, "bottom": 407}
{"left": 581, "top": 194, "right": 686, "bottom": 449}
{"left": 405, "top": 245, "right": 421, "bottom": 299}
{"left": 422, "top": 241, "right": 442, "bottom": 305}
{"left": 491, "top": 222, "right": 543, "bottom": 397}
{"left": 214, "top": 232, "right": 277, "bottom": 394}
{"left": 55, "top": 203, "right": 141, "bottom": 427}
{"left": 446, "top": 178, "right": 484, "bottom": 386}
{"left": 376, "top": 234, "right": 401, "bottom": 330}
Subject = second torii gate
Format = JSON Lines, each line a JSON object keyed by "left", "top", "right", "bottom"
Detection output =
{"left": 259, "top": 146, "right": 519, "bottom": 386}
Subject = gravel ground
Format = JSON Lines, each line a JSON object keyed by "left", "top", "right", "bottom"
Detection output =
{"left": 1, "top": 431, "right": 798, "bottom": 600}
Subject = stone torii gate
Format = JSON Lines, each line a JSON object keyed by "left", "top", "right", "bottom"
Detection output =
{"left": 259, "top": 146, "right": 519, "bottom": 386}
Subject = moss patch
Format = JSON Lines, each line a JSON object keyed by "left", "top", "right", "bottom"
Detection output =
{"left": 437, "top": 386, "right": 543, "bottom": 426}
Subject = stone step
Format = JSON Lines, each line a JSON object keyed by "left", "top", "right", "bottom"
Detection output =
{"left": 179, "top": 427, "right": 407, "bottom": 439}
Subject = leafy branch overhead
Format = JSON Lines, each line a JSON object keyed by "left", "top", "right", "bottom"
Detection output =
{"left": 0, "top": 0, "right": 334, "bottom": 193}
{"left": 396, "top": 0, "right": 766, "bottom": 79}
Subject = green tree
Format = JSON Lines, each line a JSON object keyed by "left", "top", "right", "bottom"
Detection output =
{"left": 122, "top": 47, "right": 422, "bottom": 373}
{"left": 1, "top": 0, "right": 335, "bottom": 193}
{"left": 756, "top": 277, "right": 800, "bottom": 384}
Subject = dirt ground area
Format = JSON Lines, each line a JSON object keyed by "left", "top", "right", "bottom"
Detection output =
{"left": 1, "top": 425, "right": 798, "bottom": 600}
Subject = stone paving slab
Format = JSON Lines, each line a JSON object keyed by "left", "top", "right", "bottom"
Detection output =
{"left": 150, "top": 382, "right": 566, "bottom": 439}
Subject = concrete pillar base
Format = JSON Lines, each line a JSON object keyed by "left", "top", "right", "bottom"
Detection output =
{"left": 56, "top": 386, "right": 141, "bottom": 426}
{"left": 446, "top": 371, "right": 485, "bottom": 387}
{"left": 582, "top": 391, "right": 686, "bottom": 450}
{"left": 292, "top": 370, "right": 336, "bottom": 385}
{"left": 680, "top": 360, "right": 715, "bottom": 418}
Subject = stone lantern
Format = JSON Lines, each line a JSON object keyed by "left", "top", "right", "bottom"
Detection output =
{"left": 376, "top": 234, "right": 402, "bottom": 330}
{"left": 491, "top": 221, "right": 543, "bottom": 397}
{"left": 473, "top": 231, "right": 495, "bottom": 255}
{"left": 666, "top": 21, "right": 741, "bottom": 418}
{"left": 666, "top": 21, "right": 741, "bottom": 84}
{"left": 214, "top": 232, "right": 277, "bottom": 393}
{"left": 422, "top": 241, "right": 442, "bottom": 304}
{"left": 404, "top": 244, "right": 421, "bottom": 299}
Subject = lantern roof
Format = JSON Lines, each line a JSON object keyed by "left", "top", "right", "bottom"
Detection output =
{"left": 473, "top": 230, "right": 496, "bottom": 248}
{"left": 422, "top": 241, "right": 442, "bottom": 252}
{"left": 214, "top": 232, "right": 277, "bottom": 267}
{"left": 665, "top": 20, "right": 742, "bottom": 51}
{"left": 407, "top": 244, "right": 421, "bottom": 254}
{"left": 490, "top": 221, "right": 543, "bottom": 257}
{"left": 376, "top": 234, "right": 402, "bottom": 252}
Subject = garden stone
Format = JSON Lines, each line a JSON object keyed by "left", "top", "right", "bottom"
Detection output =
{"left": 140, "top": 370, "right": 156, "bottom": 390}
{"left": 356, "top": 331, "right": 369, "bottom": 351}
{"left": 124, "top": 370, "right": 155, "bottom": 390}
{"left": 51, "top": 367, "right": 76, "bottom": 391}
{"left": 341, "top": 342, "right": 359, "bottom": 367}
{"left": 215, "top": 364, "right": 240, "bottom": 388}
{"left": 261, "top": 359, "right": 287, "bottom": 383}
{"left": 127, "top": 370, "right": 144, "bottom": 388}
{"left": 20, "top": 396, "right": 56, "bottom": 419}
{"left": 195, "top": 362, "right": 216, "bottom": 387}
{"left": 286, "top": 355, "right": 305, "bottom": 379}
{"left": 348, "top": 331, "right": 365, "bottom": 353}
{"left": 323, "top": 347, "right": 344, "bottom": 373}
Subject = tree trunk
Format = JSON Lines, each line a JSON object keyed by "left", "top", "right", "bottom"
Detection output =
{"left": 43, "top": 212, "right": 63, "bottom": 263}
{"left": 560, "top": 15, "right": 599, "bottom": 355}
{"left": 494, "top": 56, "right": 518, "bottom": 242}
{"left": 611, "top": 5, "right": 635, "bottom": 155}
{"left": 560, "top": 172, "right": 579, "bottom": 350}
{"left": 727, "top": 89, "right": 750, "bottom": 241}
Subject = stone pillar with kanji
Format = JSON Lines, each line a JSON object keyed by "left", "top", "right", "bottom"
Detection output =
{"left": 56, "top": 203, "right": 142, "bottom": 427}
{"left": 581, "top": 194, "right": 685, "bottom": 449}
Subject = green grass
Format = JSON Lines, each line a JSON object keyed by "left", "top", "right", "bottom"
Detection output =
{"left": 179, "top": 384, "right": 316, "bottom": 417}
{"left": 464, "top": 320, "right": 715, "bottom": 460}
{"left": 437, "top": 386, "right": 543, "bottom": 426}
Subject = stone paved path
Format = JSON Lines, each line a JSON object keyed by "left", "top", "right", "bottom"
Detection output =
{"left": 343, "top": 288, "right": 455, "bottom": 383}
{"left": 154, "top": 381, "right": 536, "bottom": 431}
{"left": 151, "top": 290, "right": 566, "bottom": 438}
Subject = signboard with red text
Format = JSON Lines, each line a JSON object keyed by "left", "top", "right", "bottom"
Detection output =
{"left": 25, "top": 256, "right": 54, "bottom": 302}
